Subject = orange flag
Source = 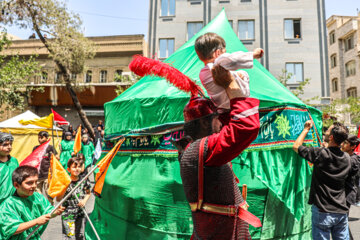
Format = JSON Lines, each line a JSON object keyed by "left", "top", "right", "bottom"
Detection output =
{"left": 73, "top": 125, "right": 82, "bottom": 155}
{"left": 94, "top": 138, "right": 124, "bottom": 196}
{"left": 48, "top": 154, "right": 71, "bottom": 199}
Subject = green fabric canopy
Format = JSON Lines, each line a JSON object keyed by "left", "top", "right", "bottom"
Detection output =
{"left": 86, "top": 9, "right": 322, "bottom": 240}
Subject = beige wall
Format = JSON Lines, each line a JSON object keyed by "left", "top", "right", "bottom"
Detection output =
{"left": 327, "top": 15, "right": 360, "bottom": 100}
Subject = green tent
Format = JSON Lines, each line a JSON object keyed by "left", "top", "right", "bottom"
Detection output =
{"left": 86, "top": 10, "right": 322, "bottom": 240}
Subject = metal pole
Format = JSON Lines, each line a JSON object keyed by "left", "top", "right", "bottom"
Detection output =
{"left": 26, "top": 163, "right": 99, "bottom": 239}
{"left": 70, "top": 187, "right": 101, "bottom": 240}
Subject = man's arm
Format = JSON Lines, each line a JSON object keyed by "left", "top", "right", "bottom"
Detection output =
{"left": 293, "top": 120, "right": 313, "bottom": 153}
{"left": 205, "top": 66, "right": 260, "bottom": 166}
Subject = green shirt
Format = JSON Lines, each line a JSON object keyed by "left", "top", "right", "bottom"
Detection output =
{"left": 0, "top": 192, "right": 54, "bottom": 240}
{"left": 81, "top": 142, "right": 95, "bottom": 168}
{"left": 0, "top": 156, "right": 19, "bottom": 204}
{"left": 60, "top": 140, "right": 74, "bottom": 169}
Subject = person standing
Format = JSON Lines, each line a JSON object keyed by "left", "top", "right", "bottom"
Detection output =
{"left": 175, "top": 65, "right": 260, "bottom": 239}
{"left": 60, "top": 132, "right": 75, "bottom": 169}
{"left": 293, "top": 121, "right": 354, "bottom": 240}
{"left": 32, "top": 131, "right": 58, "bottom": 201}
{"left": 0, "top": 132, "right": 19, "bottom": 205}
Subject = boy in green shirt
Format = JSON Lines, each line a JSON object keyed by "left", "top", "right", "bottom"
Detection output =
{"left": 0, "top": 132, "right": 19, "bottom": 204}
{"left": 0, "top": 166, "right": 65, "bottom": 239}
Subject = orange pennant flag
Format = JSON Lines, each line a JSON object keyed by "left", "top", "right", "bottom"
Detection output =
{"left": 94, "top": 138, "right": 125, "bottom": 196}
{"left": 48, "top": 154, "right": 71, "bottom": 199}
{"left": 73, "top": 125, "right": 82, "bottom": 155}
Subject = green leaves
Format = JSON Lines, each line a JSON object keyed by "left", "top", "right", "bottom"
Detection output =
{"left": 0, "top": 31, "right": 41, "bottom": 113}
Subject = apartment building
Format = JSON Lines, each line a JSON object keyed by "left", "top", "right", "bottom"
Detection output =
{"left": 148, "top": 0, "right": 329, "bottom": 104}
{"left": 327, "top": 14, "right": 360, "bottom": 100}
{"left": 1, "top": 35, "right": 146, "bottom": 124}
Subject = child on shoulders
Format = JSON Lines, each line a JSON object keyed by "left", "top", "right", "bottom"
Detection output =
{"left": 195, "top": 32, "right": 264, "bottom": 111}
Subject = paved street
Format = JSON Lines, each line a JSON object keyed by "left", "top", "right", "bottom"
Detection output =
{"left": 42, "top": 199, "right": 360, "bottom": 239}
{"left": 42, "top": 186, "right": 95, "bottom": 240}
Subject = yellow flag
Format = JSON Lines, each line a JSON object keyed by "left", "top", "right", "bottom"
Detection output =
{"left": 94, "top": 138, "right": 124, "bottom": 196}
{"left": 73, "top": 125, "right": 82, "bottom": 155}
{"left": 48, "top": 154, "right": 71, "bottom": 199}
{"left": 19, "top": 113, "right": 54, "bottom": 128}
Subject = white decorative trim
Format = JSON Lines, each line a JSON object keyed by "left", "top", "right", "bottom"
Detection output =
{"left": 232, "top": 106, "right": 259, "bottom": 120}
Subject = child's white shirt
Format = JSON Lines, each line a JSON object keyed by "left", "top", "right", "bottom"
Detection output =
{"left": 199, "top": 51, "right": 254, "bottom": 110}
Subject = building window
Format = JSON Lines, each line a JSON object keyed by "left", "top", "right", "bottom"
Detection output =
{"left": 285, "top": 63, "right": 303, "bottom": 83}
{"left": 240, "top": 0, "right": 251, "bottom": 2}
{"left": 345, "top": 61, "right": 356, "bottom": 77}
{"left": 41, "top": 72, "right": 48, "bottom": 83}
{"left": 161, "top": 0, "right": 175, "bottom": 17}
{"left": 228, "top": 20, "right": 233, "bottom": 29}
{"left": 347, "top": 87, "right": 357, "bottom": 98}
{"left": 85, "top": 70, "right": 92, "bottom": 83}
{"left": 55, "top": 72, "right": 61, "bottom": 83}
{"left": 344, "top": 35, "right": 354, "bottom": 52}
{"left": 159, "top": 38, "right": 175, "bottom": 59}
{"left": 330, "top": 54, "right": 337, "bottom": 68}
{"left": 100, "top": 70, "right": 107, "bottom": 83}
{"left": 70, "top": 73, "right": 77, "bottom": 81}
{"left": 284, "top": 19, "right": 301, "bottom": 39}
{"left": 219, "top": 0, "right": 230, "bottom": 3}
{"left": 114, "top": 70, "right": 123, "bottom": 82}
{"left": 187, "top": 22, "right": 203, "bottom": 40}
{"left": 238, "top": 20, "right": 255, "bottom": 40}
{"left": 329, "top": 31, "right": 335, "bottom": 45}
{"left": 332, "top": 78, "right": 338, "bottom": 92}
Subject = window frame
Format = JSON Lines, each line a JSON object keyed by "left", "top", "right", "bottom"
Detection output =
{"left": 331, "top": 78, "right": 338, "bottom": 92}
{"left": 284, "top": 19, "right": 302, "bottom": 40}
{"left": 100, "top": 70, "right": 107, "bottom": 83}
{"left": 329, "top": 31, "right": 336, "bottom": 45}
{"left": 285, "top": 62, "right": 304, "bottom": 83}
{"left": 85, "top": 70, "right": 92, "bottom": 83}
{"left": 238, "top": 19, "right": 255, "bottom": 41}
{"left": 347, "top": 87, "right": 357, "bottom": 98}
{"left": 344, "top": 35, "right": 354, "bottom": 52}
{"left": 158, "top": 38, "right": 175, "bottom": 59}
{"left": 187, "top": 22, "right": 203, "bottom": 41}
{"left": 160, "top": 0, "right": 175, "bottom": 17}
{"left": 345, "top": 60, "right": 356, "bottom": 77}
{"left": 330, "top": 54, "right": 337, "bottom": 68}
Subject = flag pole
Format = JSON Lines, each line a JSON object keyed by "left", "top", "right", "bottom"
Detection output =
{"left": 52, "top": 114, "right": 55, "bottom": 148}
{"left": 26, "top": 138, "right": 124, "bottom": 239}
{"left": 70, "top": 187, "right": 101, "bottom": 240}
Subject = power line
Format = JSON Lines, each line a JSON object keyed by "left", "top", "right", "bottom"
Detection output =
{"left": 74, "top": 10, "right": 148, "bottom": 22}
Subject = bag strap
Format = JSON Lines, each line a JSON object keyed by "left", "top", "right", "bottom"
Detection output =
{"left": 197, "top": 137, "right": 207, "bottom": 210}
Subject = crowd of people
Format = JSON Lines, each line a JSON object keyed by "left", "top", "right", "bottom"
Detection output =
{"left": 0, "top": 119, "right": 105, "bottom": 240}
{"left": 0, "top": 30, "right": 360, "bottom": 240}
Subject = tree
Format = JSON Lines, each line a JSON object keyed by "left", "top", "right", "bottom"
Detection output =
{"left": 278, "top": 69, "right": 310, "bottom": 98}
{"left": 0, "top": 30, "right": 41, "bottom": 116}
{"left": 1, "top": 0, "right": 97, "bottom": 138}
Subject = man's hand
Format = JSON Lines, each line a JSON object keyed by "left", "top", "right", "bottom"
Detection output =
{"left": 77, "top": 200, "right": 87, "bottom": 208}
{"left": 35, "top": 214, "right": 51, "bottom": 225}
{"left": 211, "top": 65, "right": 234, "bottom": 89}
{"left": 51, "top": 206, "right": 65, "bottom": 218}
{"left": 304, "top": 120, "right": 313, "bottom": 130}
{"left": 253, "top": 48, "right": 264, "bottom": 59}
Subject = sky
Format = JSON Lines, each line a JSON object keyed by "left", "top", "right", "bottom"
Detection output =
{"left": 3, "top": 0, "right": 360, "bottom": 40}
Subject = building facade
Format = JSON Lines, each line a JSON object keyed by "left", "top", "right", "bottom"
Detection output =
{"left": 1, "top": 35, "right": 146, "bottom": 125}
{"left": 327, "top": 15, "right": 360, "bottom": 100}
{"left": 148, "top": 0, "right": 329, "bottom": 103}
